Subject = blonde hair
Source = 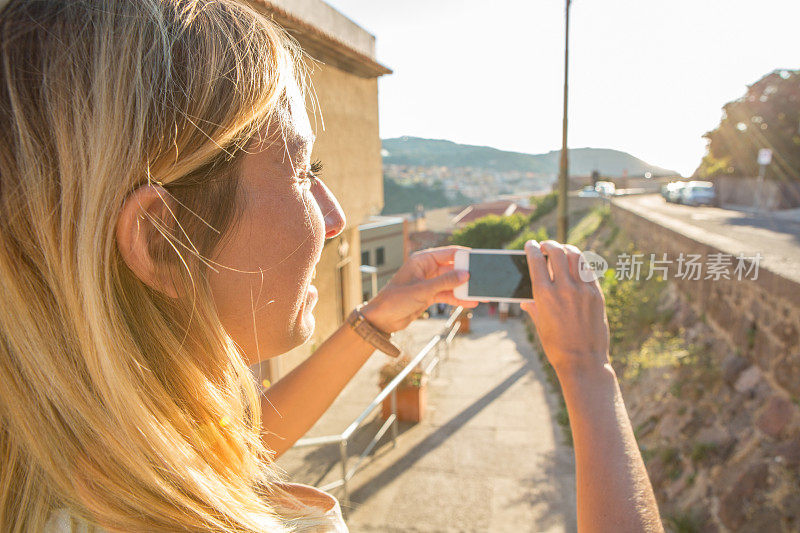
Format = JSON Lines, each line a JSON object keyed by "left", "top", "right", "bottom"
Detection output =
{"left": 0, "top": 0, "right": 326, "bottom": 530}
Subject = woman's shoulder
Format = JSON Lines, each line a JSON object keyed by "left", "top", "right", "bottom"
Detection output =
{"left": 276, "top": 482, "right": 349, "bottom": 532}
{"left": 45, "top": 483, "right": 347, "bottom": 533}
{"left": 45, "top": 508, "right": 102, "bottom": 533}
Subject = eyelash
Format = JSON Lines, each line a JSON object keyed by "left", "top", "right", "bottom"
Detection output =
{"left": 300, "top": 159, "right": 324, "bottom": 189}
{"left": 310, "top": 159, "right": 324, "bottom": 177}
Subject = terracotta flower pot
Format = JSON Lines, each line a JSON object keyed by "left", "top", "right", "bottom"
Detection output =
{"left": 378, "top": 356, "right": 428, "bottom": 423}
{"left": 380, "top": 384, "right": 427, "bottom": 423}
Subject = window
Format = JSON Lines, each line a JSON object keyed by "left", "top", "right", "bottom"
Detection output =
{"left": 361, "top": 250, "right": 370, "bottom": 266}
{"left": 376, "top": 247, "right": 385, "bottom": 266}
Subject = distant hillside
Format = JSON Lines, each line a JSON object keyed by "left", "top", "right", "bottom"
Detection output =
{"left": 382, "top": 137, "right": 677, "bottom": 177}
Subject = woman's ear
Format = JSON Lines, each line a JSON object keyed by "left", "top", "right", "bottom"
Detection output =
{"left": 115, "top": 185, "right": 180, "bottom": 298}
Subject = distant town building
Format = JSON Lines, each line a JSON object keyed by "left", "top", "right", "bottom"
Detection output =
{"left": 451, "top": 200, "right": 534, "bottom": 227}
{"left": 383, "top": 163, "right": 552, "bottom": 203}
{"left": 358, "top": 216, "right": 407, "bottom": 301}
{"left": 402, "top": 205, "right": 460, "bottom": 254}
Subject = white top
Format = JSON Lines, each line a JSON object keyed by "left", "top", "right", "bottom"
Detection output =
{"left": 44, "top": 483, "right": 348, "bottom": 533}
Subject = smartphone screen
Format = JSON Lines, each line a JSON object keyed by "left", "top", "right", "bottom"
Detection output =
{"left": 468, "top": 252, "right": 533, "bottom": 299}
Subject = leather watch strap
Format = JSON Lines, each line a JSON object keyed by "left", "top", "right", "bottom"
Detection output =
{"left": 345, "top": 306, "right": 401, "bottom": 358}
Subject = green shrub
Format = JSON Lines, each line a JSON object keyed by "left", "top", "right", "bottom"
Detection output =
{"left": 600, "top": 262, "right": 669, "bottom": 373}
{"left": 567, "top": 205, "right": 610, "bottom": 247}
{"left": 690, "top": 442, "right": 717, "bottom": 464}
{"left": 505, "top": 226, "right": 548, "bottom": 250}
{"left": 528, "top": 191, "right": 558, "bottom": 223}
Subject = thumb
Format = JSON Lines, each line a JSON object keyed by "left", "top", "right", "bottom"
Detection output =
{"left": 423, "top": 269, "right": 469, "bottom": 295}
{"left": 520, "top": 299, "right": 539, "bottom": 322}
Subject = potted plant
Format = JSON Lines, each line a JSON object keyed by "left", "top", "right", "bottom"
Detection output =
{"left": 378, "top": 355, "right": 428, "bottom": 423}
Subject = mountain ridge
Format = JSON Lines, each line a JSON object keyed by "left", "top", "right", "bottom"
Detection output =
{"left": 382, "top": 136, "right": 679, "bottom": 177}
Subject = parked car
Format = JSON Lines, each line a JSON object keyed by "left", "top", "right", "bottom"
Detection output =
{"left": 679, "top": 181, "right": 716, "bottom": 206}
{"left": 663, "top": 181, "right": 687, "bottom": 203}
{"left": 595, "top": 181, "right": 616, "bottom": 197}
{"left": 578, "top": 185, "right": 600, "bottom": 198}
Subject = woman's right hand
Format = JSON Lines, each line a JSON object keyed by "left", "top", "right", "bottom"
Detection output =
{"left": 520, "top": 240, "right": 611, "bottom": 377}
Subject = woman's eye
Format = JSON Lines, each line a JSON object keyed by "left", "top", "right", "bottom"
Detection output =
{"left": 299, "top": 159, "right": 324, "bottom": 190}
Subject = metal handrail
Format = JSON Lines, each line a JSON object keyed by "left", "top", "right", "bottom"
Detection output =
{"left": 291, "top": 306, "right": 465, "bottom": 515}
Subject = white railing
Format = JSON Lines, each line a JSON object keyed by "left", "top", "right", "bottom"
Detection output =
{"left": 291, "top": 307, "right": 465, "bottom": 514}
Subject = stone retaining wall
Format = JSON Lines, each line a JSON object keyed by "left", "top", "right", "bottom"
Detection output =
{"left": 610, "top": 203, "right": 800, "bottom": 399}
{"left": 610, "top": 203, "right": 800, "bottom": 531}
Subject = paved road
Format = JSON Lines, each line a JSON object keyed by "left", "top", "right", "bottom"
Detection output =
{"left": 277, "top": 316, "right": 577, "bottom": 532}
{"left": 613, "top": 194, "right": 800, "bottom": 283}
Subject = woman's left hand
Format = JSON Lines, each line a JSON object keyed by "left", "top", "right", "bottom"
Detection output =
{"left": 360, "top": 246, "right": 478, "bottom": 334}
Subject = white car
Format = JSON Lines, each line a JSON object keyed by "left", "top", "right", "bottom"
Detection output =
{"left": 663, "top": 181, "right": 687, "bottom": 203}
{"left": 595, "top": 181, "right": 616, "bottom": 197}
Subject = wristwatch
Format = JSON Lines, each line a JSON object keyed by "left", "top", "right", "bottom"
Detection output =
{"left": 345, "top": 305, "right": 401, "bottom": 358}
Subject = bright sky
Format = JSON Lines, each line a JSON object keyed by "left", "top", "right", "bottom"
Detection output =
{"left": 324, "top": 0, "right": 799, "bottom": 176}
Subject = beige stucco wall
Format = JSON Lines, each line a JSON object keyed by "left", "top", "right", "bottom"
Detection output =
{"left": 263, "top": 63, "right": 384, "bottom": 382}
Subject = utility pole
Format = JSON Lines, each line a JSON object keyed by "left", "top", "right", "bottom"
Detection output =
{"left": 557, "top": 0, "right": 571, "bottom": 243}
{"left": 756, "top": 148, "right": 772, "bottom": 211}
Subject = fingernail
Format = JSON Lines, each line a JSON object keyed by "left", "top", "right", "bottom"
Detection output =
{"left": 456, "top": 270, "right": 469, "bottom": 282}
{"left": 525, "top": 240, "right": 541, "bottom": 252}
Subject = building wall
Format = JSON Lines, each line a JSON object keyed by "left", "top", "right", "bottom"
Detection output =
{"left": 715, "top": 176, "right": 800, "bottom": 209}
{"left": 261, "top": 0, "right": 376, "bottom": 58}
{"left": 264, "top": 63, "right": 384, "bottom": 381}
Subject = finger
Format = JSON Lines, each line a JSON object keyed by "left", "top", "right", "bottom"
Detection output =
{"left": 564, "top": 244, "right": 583, "bottom": 283}
{"left": 426, "top": 262, "right": 459, "bottom": 279}
{"left": 413, "top": 245, "right": 470, "bottom": 266}
{"left": 422, "top": 269, "right": 469, "bottom": 294}
{"left": 433, "top": 291, "right": 479, "bottom": 308}
{"left": 524, "top": 240, "right": 552, "bottom": 292}
{"left": 539, "top": 240, "right": 570, "bottom": 284}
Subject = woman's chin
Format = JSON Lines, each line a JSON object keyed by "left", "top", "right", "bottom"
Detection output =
{"left": 240, "top": 315, "right": 317, "bottom": 366}
{"left": 294, "top": 285, "right": 318, "bottom": 345}
{"left": 272, "top": 315, "right": 316, "bottom": 356}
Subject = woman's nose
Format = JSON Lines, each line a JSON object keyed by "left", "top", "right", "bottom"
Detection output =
{"left": 313, "top": 180, "right": 346, "bottom": 239}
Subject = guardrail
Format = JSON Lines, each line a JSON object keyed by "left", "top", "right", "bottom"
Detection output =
{"left": 291, "top": 307, "right": 465, "bottom": 515}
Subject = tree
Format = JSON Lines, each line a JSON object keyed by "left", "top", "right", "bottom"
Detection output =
{"left": 450, "top": 214, "right": 526, "bottom": 249}
{"left": 696, "top": 69, "right": 800, "bottom": 181}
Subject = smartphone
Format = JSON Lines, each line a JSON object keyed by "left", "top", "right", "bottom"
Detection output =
{"left": 453, "top": 249, "right": 533, "bottom": 302}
